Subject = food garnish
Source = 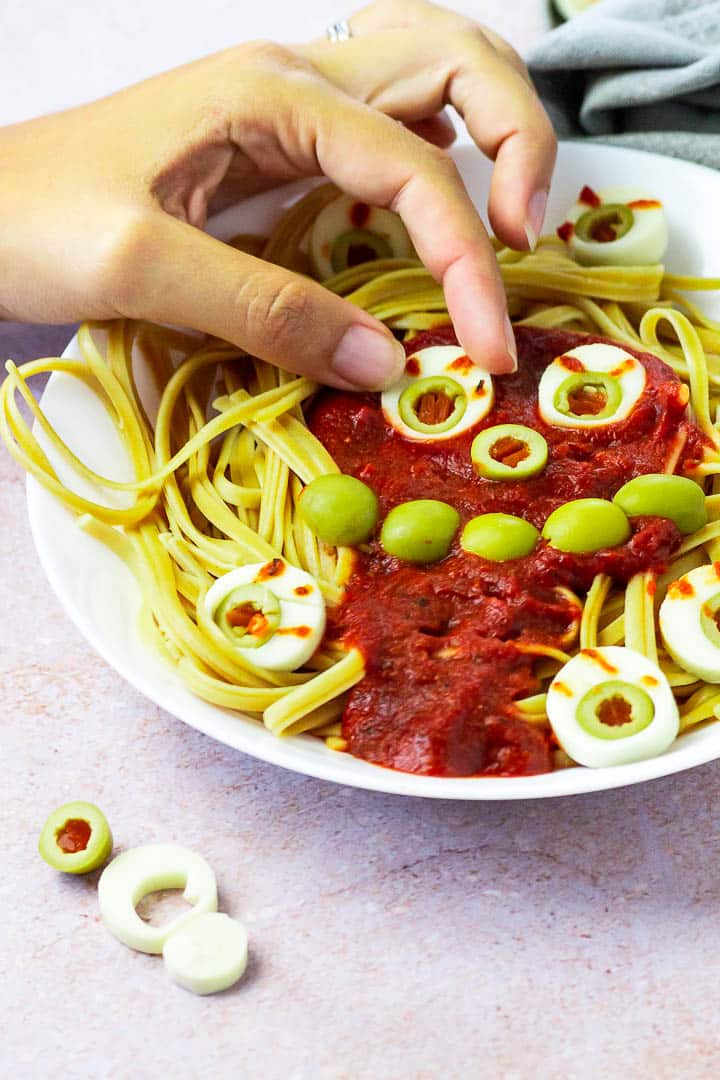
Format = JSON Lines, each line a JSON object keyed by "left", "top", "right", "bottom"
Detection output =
{"left": 38, "top": 801, "right": 113, "bottom": 875}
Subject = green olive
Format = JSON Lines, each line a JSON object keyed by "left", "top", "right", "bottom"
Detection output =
{"left": 330, "top": 228, "right": 393, "bottom": 273}
{"left": 399, "top": 376, "right": 467, "bottom": 434}
{"left": 380, "top": 499, "right": 460, "bottom": 564}
{"left": 576, "top": 680, "right": 654, "bottom": 740}
{"left": 215, "top": 584, "right": 281, "bottom": 649}
{"left": 553, "top": 372, "right": 622, "bottom": 420}
{"left": 575, "top": 203, "right": 634, "bottom": 244}
{"left": 612, "top": 474, "right": 707, "bottom": 536}
{"left": 38, "top": 801, "right": 113, "bottom": 874}
{"left": 461, "top": 513, "right": 539, "bottom": 561}
{"left": 471, "top": 424, "right": 548, "bottom": 481}
{"left": 542, "top": 498, "right": 631, "bottom": 553}
{"left": 299, "top": 474, "right": 379, "bottom": 546}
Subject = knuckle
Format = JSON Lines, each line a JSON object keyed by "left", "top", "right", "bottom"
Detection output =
{"left": 241, "top": 275, "right": 314, "bottom": 348}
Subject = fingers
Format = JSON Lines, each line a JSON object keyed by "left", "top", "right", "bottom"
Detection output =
{"left": 447, "top": 35, "right": 556, "bottom": 251}
{"left": 300, "top": 9, "right": 557, "bottom": 253}
{"left": 301, "top": 89, "right": 515, "bottom": 372}
{"left": 111, "top": 212, "right": 406, "bottom": 390}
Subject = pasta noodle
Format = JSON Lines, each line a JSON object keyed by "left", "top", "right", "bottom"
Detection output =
{"left": 4, "top": 181, "right": 720, "bottom": 767}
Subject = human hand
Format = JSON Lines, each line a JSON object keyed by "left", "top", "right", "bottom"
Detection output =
{"left": 0, "top": 0, "right": 555, "bottom": 388}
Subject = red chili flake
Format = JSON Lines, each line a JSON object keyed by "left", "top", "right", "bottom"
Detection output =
{"left": 405, "top": 356, "right": 421, "bottom": 376}
{"left": 552, "top": 681, "right": 574, "bottom": 698}
{"left": 579, "top": 185, "right": 601, "bottom": 208}
{"left": 277, "top": 626, "right": 312, "bottom": 638}
{"left": 668, "top": 579, "right": 695, "bottom": 599}
{"left": 294, "top": 585, "right": 312, "bottom": 596}
{"left": 257, "top": 558, "right": 285, "bottom": 580}
{"left": 350, "top": 202, "right": 371, "bottom": 228}
{"left": 646, "top": 579, "right": 657, "bottom": 597}
{"left": 557, "top": 221, "right": 574, "bottom": 243}
{"left": 713, "top": 562, "right": 720, "bottom": 580}
{"left": 641, "top": 675, "right": 659, "bottom": 688}
{"left": 556, "top": 353, "right": 584, "bottom": 372}
{"left": 627, "top": 199, "right": 662, "bottom": 210}
{"left": 609, "top": 359, "right": 636, "bottom": 377}
{"left": 447, "top": 354, "right": 474, "bottom": 375}
{"left": 581, "top": 648, "right": 619, "bottom": 674}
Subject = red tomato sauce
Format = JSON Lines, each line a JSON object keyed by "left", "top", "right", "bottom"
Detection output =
{"left": 307, "top": 326, "right": 707, "bottom": 778}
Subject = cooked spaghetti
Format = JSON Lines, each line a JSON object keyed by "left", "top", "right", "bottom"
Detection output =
{"left": 4, "top": 181, "right": 720, "bottom": 775}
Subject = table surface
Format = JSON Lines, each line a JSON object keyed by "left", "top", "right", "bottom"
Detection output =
{"left": 5, "top": 2, "right": 720, "bottom": 1078}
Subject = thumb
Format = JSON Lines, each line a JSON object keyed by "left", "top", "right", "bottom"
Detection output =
{"left": 115, "top": 212, "right": 406, "bottom": 390}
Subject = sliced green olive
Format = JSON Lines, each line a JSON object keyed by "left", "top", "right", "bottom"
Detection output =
{"left": 380, "top": 499, "right": 460, "bottom": 564}
{"left": 330, "top": 228, "right": 393, "bottom": 273}
{"left": 575, "top": 203, "right": 634, "bottom": 244}
{"left": 576, "top": 680, "right": 655, "bottom": 740}
{"left": 553, "top": 371, "right": 622, "bottom": 420}
{"left": 461, "top": 513, "right": 539, "bottom": 561}
{"left": 700, "top": 591, "right": 720, "bottom": 648}
{"left": 398, "top": 376, "right": 467, "bottom": 435}
{"left": 215, "top": 584, "right": 281, "bottom": 649}
{"left": 542, "top": 498, "right": 631, "bottom": 553}
{"left": 471, "top": 424, "right": 548, "bottom": 481}
{"left": 38, "top": 801, "right": 113, "bottom": 874}
{"left": 612, "top": 474, "right": 707, "bottom": 536}
{"left": 299, "top": 474, "right": 379, "bottom": 546}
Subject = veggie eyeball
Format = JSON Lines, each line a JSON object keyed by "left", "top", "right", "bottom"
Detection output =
{"left": 38, "top": 801, "right": 113, "bottom": 874}
{"left": 557, "top": 185, "right": 668, "bottom": 267}
{"left": 547, "top": 646, "right": 679, "bottom": 768}
{"left": 382, "top": 345, "right": 494, "bottom": 443}
{"left": 659, "top": 563, "right": 720, "bottom": 683}
{"left": 204, "top": 559, "right": 325, "bottom": 672}
{"left": 537, "top": 342, "right": 646, "bottom": 429}
{"left": 309, "top": 192, "right": 414, "bottom": 279}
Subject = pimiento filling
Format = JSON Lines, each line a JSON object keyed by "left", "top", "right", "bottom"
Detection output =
{"left": 597, "top": 696, "right": 632, "bottom": 727}
{"left": 491, "top": 436, "right": 530, "bottom": 467}
{"left": 307, "top": 326, "right": 707, "bottom": 778}
{"left": 56, "top": 818, "right": 92, "bottom": 853}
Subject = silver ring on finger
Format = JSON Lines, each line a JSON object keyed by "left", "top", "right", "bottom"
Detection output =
{"left": 326, "top": 19, "right": 353, "bottom": 42}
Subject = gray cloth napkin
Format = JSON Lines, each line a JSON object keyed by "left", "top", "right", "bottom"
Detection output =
{"left": 527, "top": 0, "right": 720, "bottom": 169}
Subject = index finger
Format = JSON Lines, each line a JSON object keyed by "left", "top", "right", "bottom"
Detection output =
{"left": 308, "top": 85, "right": 517, "bottom": 373}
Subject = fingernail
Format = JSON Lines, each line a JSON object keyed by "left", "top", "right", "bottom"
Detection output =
{"left": 504, "top": 314, "right": 518, "bottom": 372}
{"left": 331, "top": 325, "right": 406, "bottom": 389}
{"left": 525, "top": 189, "right": 549, "bottom": 252}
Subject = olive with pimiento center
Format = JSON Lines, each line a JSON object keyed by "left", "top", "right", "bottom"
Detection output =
{"left": 299, "top": 474, "right": 379, "bottom": 546}
{"left": 461, "top": 513, "right": 539, "bottom": 561}
{"left": 380, "top": 499, "right": 460, "bottom": 564}
{"left": 612, "top": 474, "right": 707, "bottom": 536}
{"left": 575, "top": 203, "right": 634, "bottom": 244}
{"left": 215, "top": 584, "right": 280, "bottom": 649}
{"left": 542, "top": 498, "right": 631, "bottom": 554}
{"left": 576, "top": 680, "right": 655, "bottom": 740}
{"left": 330, "top": 228, "right": 393, "bottom": 273}
{"left": 399, "top": 375, "right": 467, "bottom": 434}
{"left": 471, "top": 424, "right": 548, "bottom": 481}
{"left": 554, "top": 371, "right": 621, "bottom": 420}
{"left": 38, "top": 800, "right": 113, "bottom": 874}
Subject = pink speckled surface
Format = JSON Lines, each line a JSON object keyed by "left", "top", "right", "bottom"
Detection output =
{"left": 5, "top": 2, "right": 720, "bottom": 1078}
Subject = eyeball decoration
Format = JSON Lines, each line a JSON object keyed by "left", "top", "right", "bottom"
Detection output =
{"left": 204, "top": 559, "right": 325, "bottom": 672}
{"left": 382, "top": 345, "right": 494, "bottom": 443}
{"left": 659, "top": 564, "right": 720, "bottom": 683}
{"left": 547, "top": 646, "right": 679, "bottom": 768}
{"left": 309, "top": 192, "right": 415, "bottom": 279}
{"left": 537, "top": 342, "right": 646, "bottom": 429}
{"left": 557, "top": 185, "right": 668, "bottom": 267}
